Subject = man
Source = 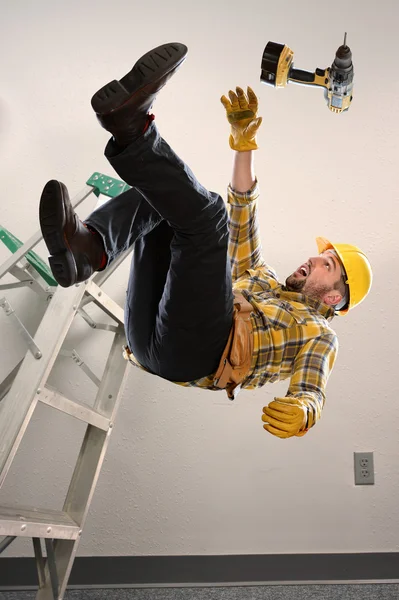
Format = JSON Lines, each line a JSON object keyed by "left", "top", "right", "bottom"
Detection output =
{"left": 39, "top": 42, "right": 372, "bottom": 439}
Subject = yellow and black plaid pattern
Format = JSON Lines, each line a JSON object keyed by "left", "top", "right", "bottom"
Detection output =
{"left": 182, "top": 183, "right": 338, "bottom": 427}
{"left": 125, "top": 183, "right": 338, "bottom": 430}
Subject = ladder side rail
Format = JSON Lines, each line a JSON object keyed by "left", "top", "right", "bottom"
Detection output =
{"left": 36, "top": 329, "right": 128, "bottom": 599}
{"left": 0, "top": 184, "right": 113, "bottom": 484}
{"left": 91, "top": 246, "right": 133, "bottom": 288}
{"left": 36, "top": 539, "right": 74, "bottom": 600}
{"left": 44, "top": 538, "right": 60, "bottom": 600}
{"left": 0, "top": 282, "right": 88, "bottom": 484}
{"left": 32, "top": 538, "right": 46, "bottom": 589}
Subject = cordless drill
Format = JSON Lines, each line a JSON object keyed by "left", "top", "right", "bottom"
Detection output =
{"left": 260, "top": 34, "right": 354, "bottom": 113}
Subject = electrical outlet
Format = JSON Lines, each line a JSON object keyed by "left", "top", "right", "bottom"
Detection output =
{"left": 354, "top": 452, "right": 375, "bottom": 485}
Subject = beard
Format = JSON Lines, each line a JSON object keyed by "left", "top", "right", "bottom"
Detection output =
{"left": 285, "top": 274, "right": 331, "bottom": 301}
{"left": 285, "top": 273, "right": 306, "bottom": 293}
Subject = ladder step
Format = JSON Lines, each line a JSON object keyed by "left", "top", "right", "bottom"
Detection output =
{"left": 40, "top": 387, "right": 111, "bottom": 431}
{"left": 86, "top": 172, "right": 131, "bottom": 198}
{"left": 84, "top": 280, "right": 124, "bottom": 324}
{"left": 0, "top": 505, "right": 80, "bottom": 540}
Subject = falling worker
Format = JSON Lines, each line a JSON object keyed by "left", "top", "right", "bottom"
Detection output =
{"left": 38, "top": 42, "right": 372, "bottom": 439}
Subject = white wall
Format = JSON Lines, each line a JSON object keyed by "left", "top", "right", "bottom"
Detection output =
{"left": 1, "top": 0, "right": 398, "bottom": 558}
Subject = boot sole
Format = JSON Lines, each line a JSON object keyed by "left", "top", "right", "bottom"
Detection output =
{"left": 91, "top": 42, "right": 188, "bottom": 115}
{"left": 39, "top": 180, "right": 78, "bottom": 287}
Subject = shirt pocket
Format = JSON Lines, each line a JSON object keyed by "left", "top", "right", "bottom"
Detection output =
{"left": 286, "top": 304, "right": 307, "bottom": 326}
{"left": 264, "top": 302, "right": 298, "bottom": 330}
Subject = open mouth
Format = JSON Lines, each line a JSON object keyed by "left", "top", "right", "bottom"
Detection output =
{"left": 297, "top": 263, "right": 310, "bottom": 277}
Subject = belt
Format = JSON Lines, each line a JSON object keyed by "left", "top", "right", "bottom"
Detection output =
{"left": 213, "top": 292, "right": 254, "bottom": 399}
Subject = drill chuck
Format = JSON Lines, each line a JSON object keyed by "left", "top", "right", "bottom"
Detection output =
{"left": 333, "top": 43, "right": 353, "bottom": 70}
{"left": 328, "top": 38, "right": 354, "bottom": 113}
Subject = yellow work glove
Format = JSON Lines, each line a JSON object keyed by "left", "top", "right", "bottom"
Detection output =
{"left": 262, "top": 397, "right": 317, "bottom": 439}
{"left": 220, "top": 86, "right": 262, "bottom": 151}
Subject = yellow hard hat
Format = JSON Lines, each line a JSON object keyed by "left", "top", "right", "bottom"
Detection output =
{"left": 316, "top": 236, "right": 372, "bottom": 315}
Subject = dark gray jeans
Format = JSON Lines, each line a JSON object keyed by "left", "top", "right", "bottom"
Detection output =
{"left": 85, "top": 122, "right": 234, "bottom": 382}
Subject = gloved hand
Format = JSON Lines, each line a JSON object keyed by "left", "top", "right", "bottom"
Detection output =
{"left": 220, "top": 86, "right": 262, "bottom": 151}
{"left": 262, "top": 397, "right": 310, "bottom": 439}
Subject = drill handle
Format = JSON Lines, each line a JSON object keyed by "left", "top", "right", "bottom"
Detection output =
{"left": 289, "top": 68, "right": 328, "bottom": 89}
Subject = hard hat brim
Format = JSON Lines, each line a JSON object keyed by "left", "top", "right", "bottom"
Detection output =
{"left": 316, "top": 236, "right": 334, "bottom": 254}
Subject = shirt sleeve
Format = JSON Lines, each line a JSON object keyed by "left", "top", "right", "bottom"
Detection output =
{"left": 227, "top": 181, "right": 267, "bottom": 282}
{"left": 279, "top": 333, "right": 338, "bottom": 429}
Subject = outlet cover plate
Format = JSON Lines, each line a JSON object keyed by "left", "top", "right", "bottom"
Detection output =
{"left": 354, "top": 452, "right": 375, "bottom": 485}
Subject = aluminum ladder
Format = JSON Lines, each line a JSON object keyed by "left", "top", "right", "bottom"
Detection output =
{"left": 0, "top": 173, "right": 132, "bottom": 599}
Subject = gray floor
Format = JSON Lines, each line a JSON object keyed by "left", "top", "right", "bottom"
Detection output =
{"left": 1, "top": 585, "right": 399, "bottom": 600}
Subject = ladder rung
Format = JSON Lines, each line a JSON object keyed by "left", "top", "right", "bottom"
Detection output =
{"left": 40, "top": 387, "right": 111, "bottom": 431}
{"left": 86, "top": 172, "right": 131, "bottom": 198}
{"left": 84, "top": 281, "right": 124, "bottom": 324}
{"left": 0, "top": 505, "right": 80, "bottom": 540}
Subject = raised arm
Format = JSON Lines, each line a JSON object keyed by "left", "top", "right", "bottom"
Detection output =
{"left": 231, "top": 148, "right": 255, "bottom": 192}
{"left": 221, "top": 87, "right": 266, "bottom": 281}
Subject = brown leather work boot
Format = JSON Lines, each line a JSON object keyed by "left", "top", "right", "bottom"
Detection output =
{"left": 91, "top": 42, "right": 188, "bottom": 146}
{"left": 39, "top": 180, "right": 105, "bottom": 287}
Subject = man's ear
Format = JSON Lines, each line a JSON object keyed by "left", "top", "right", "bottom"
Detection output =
{"left": 322, "top": 291, "right": 343, "bottom": 307}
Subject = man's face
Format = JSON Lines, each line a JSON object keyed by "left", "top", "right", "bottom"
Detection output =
{"left": 285, "top": 250, "right": 344, "bottom": 306}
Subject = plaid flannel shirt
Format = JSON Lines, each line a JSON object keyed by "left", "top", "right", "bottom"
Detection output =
{"left": 126, "top": 181, "right": 338, "bottom": 423}
{"left": 183, "top": 182, "right": 338, "bottom": 419}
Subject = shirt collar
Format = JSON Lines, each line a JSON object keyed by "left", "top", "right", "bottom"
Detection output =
{"left": 280, "top": 286, "right": 336, "bottom": 320}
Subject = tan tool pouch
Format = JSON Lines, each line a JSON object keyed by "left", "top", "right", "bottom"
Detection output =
{"left": 213, "top": 292, "right": 254, "bottom": 399}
